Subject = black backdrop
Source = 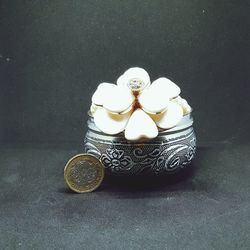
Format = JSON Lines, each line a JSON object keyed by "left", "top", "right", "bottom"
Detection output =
{"left": 1, "top": 1, "right": 250, "bottom": 249}
{"left": 1, "top": 0, "right": 250, "bottom": 146}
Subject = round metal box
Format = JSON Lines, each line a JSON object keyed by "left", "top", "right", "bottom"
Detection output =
{"left": 84, "top": 113, "right": 196, "bottom": 176}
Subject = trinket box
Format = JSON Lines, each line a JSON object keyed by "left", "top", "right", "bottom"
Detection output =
{"left": 84, "top": 67, "right": 196, "bottom": 176}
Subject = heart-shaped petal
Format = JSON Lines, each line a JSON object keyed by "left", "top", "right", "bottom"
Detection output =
{"left": 172, "top": 96, "right": 192, "bottom": 115}
{"left": 139, "top": 85, "right": 170, "bottom": 114}
{"left": 92, "top": 83, "right": 117, "bottom": 106}
{"left": 125, "top": 109, "right": 158, "bottom": 141}
{"left": 90, "top": 103, "right": 98, "bottom": 115}
{"left": 150, "top": 101, "right": 183, "bottom": 129}
{"left": 103, "top": 86, "right": 135, "bottom": 113}
{"left": 117, "top": 67, "right": 150, "bottom": 91}
{"left": 92, "top": 83, "right": 134, "bottom": 113}
{"left": 93, "top": 108, "right": 132, "bottom": 135}
{"left": 151, "top": 77, "right": 181, "bottom": 99}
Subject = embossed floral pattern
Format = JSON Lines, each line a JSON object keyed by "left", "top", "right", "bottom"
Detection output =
{"left": 84, "top": 128, "right": 196, "bottom": 175}
{"left": 101, "top": 148, "right": 134, "bottom": 172}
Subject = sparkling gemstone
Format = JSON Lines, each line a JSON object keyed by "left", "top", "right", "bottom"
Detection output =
{"left": 127, "top": 78, "right": 145, "bottom": 91}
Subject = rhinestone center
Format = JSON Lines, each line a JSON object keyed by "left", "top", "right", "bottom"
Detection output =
{"left": 128, "top": 78, "right": 145, "bottom": 91}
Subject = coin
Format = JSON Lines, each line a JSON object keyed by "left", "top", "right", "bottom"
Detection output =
{"left": 64, "top": 154, "right": 104, "bottom": 193}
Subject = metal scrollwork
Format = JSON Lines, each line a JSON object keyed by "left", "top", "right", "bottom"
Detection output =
{"left": 84, "top": 128, "right": 196, "bottom": 176}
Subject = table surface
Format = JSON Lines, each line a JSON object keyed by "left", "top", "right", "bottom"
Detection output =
{"left": 1, "top": 143, "right": 250, "bottom": 250}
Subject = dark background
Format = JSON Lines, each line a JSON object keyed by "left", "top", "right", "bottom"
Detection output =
{"left": 1, "top": 1, "right": 250, "bottom": 249}
{"left": 1, "top": 0, "right": 250, "bottom": 146}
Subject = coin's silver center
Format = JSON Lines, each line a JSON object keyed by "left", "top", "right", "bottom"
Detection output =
{"left": 70, "top": 160, "right": 97, "bottom": 185}
{"left": 127, "top": 78, "right": 145, "bottom": 91}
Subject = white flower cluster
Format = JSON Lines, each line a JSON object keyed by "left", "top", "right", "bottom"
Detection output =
{"left": 90, "top": 67, "right": 191, "bottom": 141}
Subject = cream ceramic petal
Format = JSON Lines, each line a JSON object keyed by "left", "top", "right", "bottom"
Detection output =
{"left": 116, "top": 74, "right": 127, "bottom": 88}
{"left": 90, "top": 103, "right": 98, "bottom": 115}
{"left": 92, "top": 83, "right": 117, "bottom": 106}
{"left": 172, "top": 96, "right": 192, "bottom": 115}
{"left": 151, "top": 77, "right": 181, "bottom": 99}
{"left": 102, "top": 86, "right": 135, "bottom": 113}
{"left": 125, "top": 109, "right": 158, "bottom": 141}
{"left": 117, "top": 67, "right": 150, "bottom": 90}
{"left": 93, "top": 108, "right": 132, "bottom": 135}
{"left": 138, "top": 83, "right": 170, "bottom": 114}
{"left": 150, "top": 101, "right": 183, "bottom": 129}
{"left": 181, "top": 101, "right": 192, "bottom": 115}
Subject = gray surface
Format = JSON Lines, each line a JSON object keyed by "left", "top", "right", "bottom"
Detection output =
{"left": 1, "top": 1, "right": 250, "bottom": 249}
{"left": 1, "top": 144, "right": 250, "bottom": 249}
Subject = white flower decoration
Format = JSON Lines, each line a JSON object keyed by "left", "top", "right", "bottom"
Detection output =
{"left": 90, "top": 67, "right": 191, "bottom": 141}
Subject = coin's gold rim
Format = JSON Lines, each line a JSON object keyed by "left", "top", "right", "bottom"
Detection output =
{"left": 64, "top": 153, "right": 105, "bottom": 193}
